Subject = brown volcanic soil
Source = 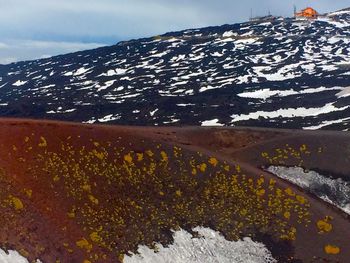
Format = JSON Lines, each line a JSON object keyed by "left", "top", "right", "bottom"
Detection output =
{"left": 0, "top": 119, "right": 349, "bottom": 262}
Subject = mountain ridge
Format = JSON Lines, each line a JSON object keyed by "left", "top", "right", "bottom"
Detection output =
{"left": 0, "top": 7, "right": 349, "bottom": 129}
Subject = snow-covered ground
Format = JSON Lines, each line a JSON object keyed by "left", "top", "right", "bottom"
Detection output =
{"left": 0, "top": 9, "right": 350, "bottom": 128}
{"left": 0, "top": 249, "right": 40, "bottom": 263}
{"left": 201, "top": 119, "right": 224, "bottom": 126}
{"left": 266, "top": 166, "right": 350, "bottom": 215}
{"left": 124, "top": 227, "right": 276, "bottom": 263}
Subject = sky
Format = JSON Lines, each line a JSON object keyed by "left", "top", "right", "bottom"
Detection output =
{"left": 0, "top": 0, "right": 349, "bottom": 64}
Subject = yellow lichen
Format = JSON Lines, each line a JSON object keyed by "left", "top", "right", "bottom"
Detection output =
{"left": 208, "top": 157, "right": 218, "bottom": 167}
{"left": 137, "top": 153, "right": 144, "bottom": 161}
{"left": 89, "top": 195, "right": 99, "bottom": 205}
{"left": 256, "top": 189, "right": 265, "bottom": 197}
{"left": 317, "top": 217, "right": 333, "bottom": 233}
{"left": 24, "top": 189, "right": 32, "bottom": 198}
{"left": 296, "top": 195, "right": 306, "bottom": 205}
{"left": 82, "top": 184, "right": 92, "bottom": 192}
{"left": 38, "top": 136, "right": 47, "bottom": 147}
{"left": 93, "top": 150, "right": 105, "bottom": 160}
{"left": 90, "top": 232, "right": 102, "bottom": 243}
{"left": 191, "top": 168, "right": 197, "bottom": 175}
{"left": 284, "top": 188, "right": 295, "bottom": 196}
{"left": 9, "top": 196, "right": 24, "bottom": 210}
{"left": 284, "top": 211, "right": 291, "bottom": 219}
{"left": 146, "top": 150, "right": 154, "bottom": 157}
{"left": 198, "top": 163, "right": 207, "bottom": 172}
{"left": 124, "top": 153, "right": 133, "bottom": 163}
{"left": 76, "top": 238, "right": 93, "bottom": 252}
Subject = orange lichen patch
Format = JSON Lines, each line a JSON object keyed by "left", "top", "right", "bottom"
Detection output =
{"left": 317, "top": 216, "right": 333, "bottom": 233}
{"left": 324, "top": 245, "right": 340, "bottom": 255}
{"left": 208, "top": 157, "right": 218, "bottom": 167}
{"left": 76, "top": 238, "right": 93, "bottom": 252}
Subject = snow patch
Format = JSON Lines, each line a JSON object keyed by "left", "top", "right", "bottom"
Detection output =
{"left": 124, "top": 227, "right": 276, "bottom": 263}
{"left": 231, "top": 103, "right": 349, "bottom": 123}
{"left": 99, "top": 68, "right": 128, "bottom": 77}
{"left": 12, "top": 80, "right": 27, "bottom": 86}
{"left": 303, "top": 117, "right": 350, "bottom": 130}
{"left": 201, "top": 119, "right": 224, "bottom": 127}
{"left": 336, "top": 87, "right": 350, "bottom": 98}
{"left": 98, "top": 114, "right": 121, "bottom": 122}
{"left": 74, "top": 67, "right": 91, "bottom": 76}
{"left": 266, "top": 166, "right": 350, "bottom": 215}
{"left": 0, "top": 249, "right": 41, "bottom": 263}
{"left": 238, "top": 87, "right": 342, "bottom": 100}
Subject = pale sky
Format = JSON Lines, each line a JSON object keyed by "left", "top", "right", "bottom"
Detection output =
{"left": 0, "top": 0, "right": 348, "bottom": 64}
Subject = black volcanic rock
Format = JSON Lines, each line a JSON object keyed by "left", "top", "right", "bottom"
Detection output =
{"left": 0, "top": 9, "right": 350, "bottom": 129}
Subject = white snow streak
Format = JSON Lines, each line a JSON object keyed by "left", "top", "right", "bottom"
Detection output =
{"left": 267, "top": 166, "right": 350, "bottom": 215}
{"left": 124, "top": 227, "right": 276, "bottom": 263}
{"left": 231, "top": 103, "right": 349, "bottom": 122}
{"left": 201, "top": 119, "right": 224, "bottom": 127}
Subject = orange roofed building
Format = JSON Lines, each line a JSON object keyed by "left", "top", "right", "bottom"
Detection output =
{"left": 295, "top": 7, "right": 319, "bottom": 19}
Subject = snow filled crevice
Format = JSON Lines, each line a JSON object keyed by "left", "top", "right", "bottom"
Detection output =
{"left": 266, "top": 166, "right": 350, "bottom": 215}
{"left": 124, "top": 227, "right": 276, "bottom": 263}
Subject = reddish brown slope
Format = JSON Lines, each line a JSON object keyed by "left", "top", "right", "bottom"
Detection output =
{"left": 0, "top": 119, "right": 348, "bottom": 262}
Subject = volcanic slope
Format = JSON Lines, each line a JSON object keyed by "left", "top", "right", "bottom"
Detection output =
{"left": 0, "top": 119, "right": 349, "bottom": 262}
{"left": 0, "top": 9, "right": 350, "bottom": 129}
